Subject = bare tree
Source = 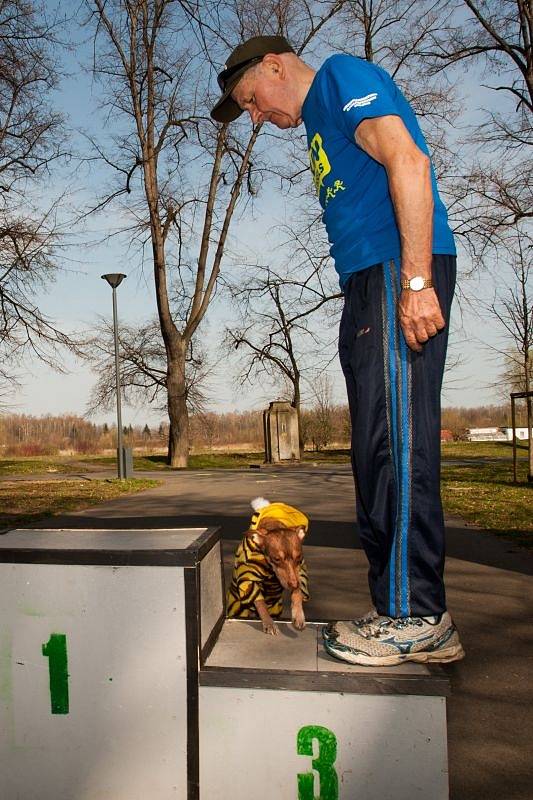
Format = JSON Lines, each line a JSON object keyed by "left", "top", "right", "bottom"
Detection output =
{"left": 0, "top": 0, "right": 74, "bottom": 385}
{"left": 224, "top": 256, "right": 341, "bottom": 449}
{"left": 499, "top": 350, "right": 533, "bottom": 395}
{"left": 86, "top": 0, "right": 245, "bottom": 466}
{"left": 417, "top": 1, "right": 533, "bottom": 261}
{"left": 300, "top": 372, "right": 334, "bottom": 451}
{"left": 422, "top": 0, "right": 532, "bottom": 150}
{"left": 85, "top": 0, "right": 346, "bottom": 466}
{"left": 444, "top": 163, "right": 533, "bottom": 268}
{"left": 486, "top": 227, "right": 532, "bottom": 480}
{"left": 85, "top": 315, "right": 210, "bottom": 415}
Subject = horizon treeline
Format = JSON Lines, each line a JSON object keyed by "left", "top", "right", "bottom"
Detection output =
{"left": 0, "top": 404, "right": 529, "bottom": 457}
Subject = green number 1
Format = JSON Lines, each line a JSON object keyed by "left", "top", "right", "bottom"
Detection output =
{"left": 42, "top": 633, "right": 69, "bottom": 714}
{"left": 297, "top": 725, "right": 339, "bottom": 800}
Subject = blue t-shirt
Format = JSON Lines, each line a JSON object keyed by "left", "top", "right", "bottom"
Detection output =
{"left": 301, "top": 55, "right": 456, "bottom": 288}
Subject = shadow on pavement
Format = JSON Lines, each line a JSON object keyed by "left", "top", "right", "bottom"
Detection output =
{"left": 16, "top": 508, "right": 533, "bottom": 576}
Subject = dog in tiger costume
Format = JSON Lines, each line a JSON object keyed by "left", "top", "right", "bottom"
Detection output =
{"left": 226, "top": 497, "right": 310, "bottom": 635}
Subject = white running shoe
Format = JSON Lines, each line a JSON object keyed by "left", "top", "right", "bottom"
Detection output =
{"left": 323, "top": 608, "right": 378, "bottom": 641}
{"left": 323, "top": 611, "right": 465, "bottom": 667}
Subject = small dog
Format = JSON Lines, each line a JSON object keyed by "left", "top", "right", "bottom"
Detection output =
{"left": 227, "top": 497, "right": 310, "bottom": 635}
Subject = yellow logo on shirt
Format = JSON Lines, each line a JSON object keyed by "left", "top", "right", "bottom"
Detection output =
{"left": 309, "top": 133, "right": 331, "bottom": 193}
{"left": 325, "top": 179, "right": 346, "bottom": 203}
{"left": 308, "top": 133, "right": 346, "bottom": 205}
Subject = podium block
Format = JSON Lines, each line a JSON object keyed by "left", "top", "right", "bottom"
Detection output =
{"left": 199, "top": 620, "right": 450, "bottom": 800}
{"left": 0, "top": 527, "right": 223, "bottom": 800}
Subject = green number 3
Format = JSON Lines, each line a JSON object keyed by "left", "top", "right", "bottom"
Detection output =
{"left": 297, "top": 725, "right": 339, "bottom": 800}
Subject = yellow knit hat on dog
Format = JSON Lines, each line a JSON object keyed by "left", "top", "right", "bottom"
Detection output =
{"left": 249, "top": 497, "right": 309, "bottom": 532}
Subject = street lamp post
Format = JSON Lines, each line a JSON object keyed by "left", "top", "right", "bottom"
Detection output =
{"left": 101, "top": 273, "right": 127, "bottom": 479}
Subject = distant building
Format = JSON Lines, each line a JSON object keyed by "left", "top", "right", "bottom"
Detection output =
{"left": 501, "top": 427, "right": 531, "bottom": 441}
{"left": 465, "top": 426, "right": 531, "bottom": 442}
{"left": 440, "top": 429, "right": 454, "bottom": 442}
{"left": 466, "top": 427, "right": 506, "bottom": 442}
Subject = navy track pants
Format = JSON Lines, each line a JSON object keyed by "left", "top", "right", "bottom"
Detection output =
{"left": 339, "top": 255, "right": 456, "bottom": 618}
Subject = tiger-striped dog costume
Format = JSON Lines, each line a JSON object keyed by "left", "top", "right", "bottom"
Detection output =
{"left": 227, "top": 499, "right": 310, "bottom": 620}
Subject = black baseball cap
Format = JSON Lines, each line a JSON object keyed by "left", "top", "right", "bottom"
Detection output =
{"left": 211, "top": 35, "right": 295, "bottom": 123}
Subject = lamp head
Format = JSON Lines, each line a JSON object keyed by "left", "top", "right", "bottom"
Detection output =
{"left": 101, "top": 273, "right": 127, "bottom": 289}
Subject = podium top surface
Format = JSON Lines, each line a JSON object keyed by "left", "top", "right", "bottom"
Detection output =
{"left": 0, "top": 527, "right": 220, "bottom": 566}
{"left": 201, "top": 620, "right": 450, "bottom": 697}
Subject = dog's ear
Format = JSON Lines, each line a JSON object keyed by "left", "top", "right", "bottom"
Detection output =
{"left": 297, "top": 526, "right": 306, "bottom": 541}
{"left": 245, "top": 528, "right": 267, "bottom": 548}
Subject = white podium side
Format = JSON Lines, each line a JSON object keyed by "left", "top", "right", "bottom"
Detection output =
{"left": 0, "top": 527, "right": 223, "bottom": 800}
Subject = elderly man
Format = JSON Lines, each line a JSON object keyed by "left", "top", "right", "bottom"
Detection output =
{"left": 211, "top": 36, "right": 464, "bottom": 667}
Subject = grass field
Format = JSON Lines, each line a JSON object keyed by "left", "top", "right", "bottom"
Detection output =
{"left": 0, "top": 478, "right": 159, "bottom": 532}
{"left": 441, "top": 460, "right": 532, "bottom": 547}
{"left": 0, "top": 457, "right": 86, "bottom": 476}
{"left": 441, "top": 440, "right": 529, "bottom": 459}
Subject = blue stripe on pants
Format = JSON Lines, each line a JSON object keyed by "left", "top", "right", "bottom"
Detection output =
{"left": 383, "top": 261, "right": 411, "bottom": 617}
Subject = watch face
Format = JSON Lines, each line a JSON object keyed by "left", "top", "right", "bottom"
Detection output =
{"left": 410, "top": 276, "right": 425, "bottom": 291}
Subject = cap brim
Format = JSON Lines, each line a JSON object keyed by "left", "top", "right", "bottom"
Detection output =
{"left": 210, "top": 66, "right": 251, "bottom": 123}
{"left": 211, "top": 91, "right": 243, "bottom": 123}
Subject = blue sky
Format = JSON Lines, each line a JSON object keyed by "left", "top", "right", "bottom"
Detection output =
{"left": 4, "top": 3, "right": 521, "bottom": 426}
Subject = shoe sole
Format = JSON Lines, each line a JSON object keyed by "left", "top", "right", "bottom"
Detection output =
{"left": 323, "top": 639, "right": 465, "bottom": 667}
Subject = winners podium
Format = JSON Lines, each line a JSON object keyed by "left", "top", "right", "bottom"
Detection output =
{"left": 0, "top": 527, "right": 450, "bottom": 799}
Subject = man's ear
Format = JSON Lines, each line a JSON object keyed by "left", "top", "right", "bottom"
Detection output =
{"left": 262, "top": 53, "right": 284, "bottom": 79}
{"left": 297, "top": 526, "right": 306, "bottom": 541}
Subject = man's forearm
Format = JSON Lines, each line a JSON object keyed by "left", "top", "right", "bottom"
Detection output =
{"left": 354, "top": 116, "right": 445, "bottom": 351}
{"left": 355, "top": 116, "right": 434, "bottom": 277}
{"left": 386, "top": 151, "right": 433, "bottom": 278}
{"left": 386, "top": 151, "right": 445, "bottom": 353}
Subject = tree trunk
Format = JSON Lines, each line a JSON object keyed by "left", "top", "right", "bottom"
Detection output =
{"left": 292, "top": 379, "right": 304, "bottom": 455}
{"left": 147, "top": 183, "right": 190, "bottom": 467}
{"left": 166, "top": 350, "right": 189, "bottom": 468}
{"left": 527, "top": 396, "right": 533, "bottom": 482}
{"left": 525, "top": 358, "right": 532, "bottom": 482}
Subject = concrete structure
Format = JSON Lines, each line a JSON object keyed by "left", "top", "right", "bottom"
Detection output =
{"left": 263, "top": 400, "right": 300, "bottom": 462}
{"left": 0, "top": 525, "right": 450, "bottom": 800}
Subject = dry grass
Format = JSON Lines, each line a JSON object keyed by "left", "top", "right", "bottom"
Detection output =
{"left": 441, "top": 461, "right": 532, "bottom": 547}
{"left": 441, "top": 440, "right": 529, "bottom": 459}
{"left": 0, "top": 478, "right": 159, "bottom": 532}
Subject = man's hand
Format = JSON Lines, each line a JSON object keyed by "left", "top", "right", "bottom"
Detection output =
{"left": 398, "top": 287, "right": 445, "bottom": 352}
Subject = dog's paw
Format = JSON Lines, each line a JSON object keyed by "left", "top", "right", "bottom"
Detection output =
{"left": 292, "top": 612, "right": 306, "bottom": 631}
{"left": 262, "top": 621, "right": 279, "bottom": 636}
